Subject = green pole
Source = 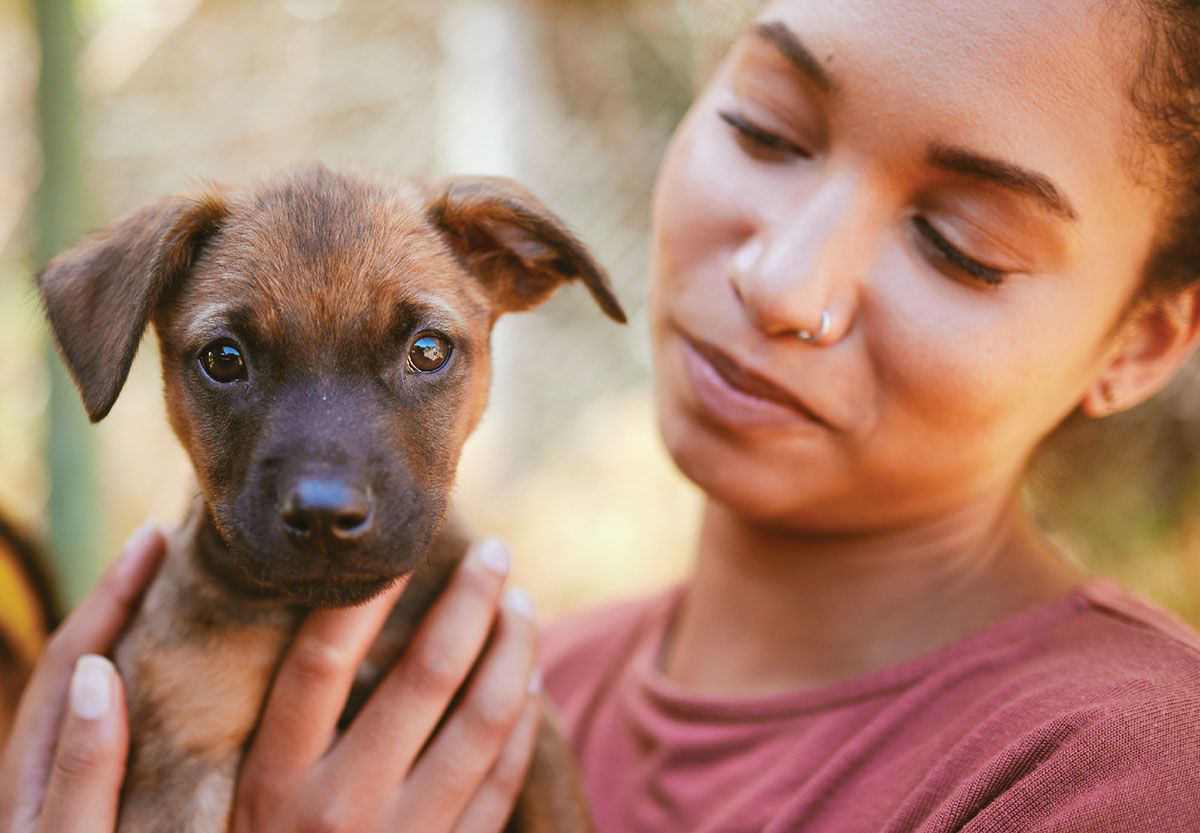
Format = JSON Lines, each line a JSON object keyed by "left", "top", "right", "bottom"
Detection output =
{"left": 33, "top": 0, "right": 101, "bottom": 606}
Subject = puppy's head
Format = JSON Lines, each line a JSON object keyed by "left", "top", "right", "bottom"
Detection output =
{"left": 37, "top": 164, "right": 625, "bottom": 606}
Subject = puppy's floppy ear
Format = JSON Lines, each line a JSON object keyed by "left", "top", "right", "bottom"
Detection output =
{"left": 429, "top": 176, "right": 626, "bottom": 323}
{"left": 36, "top": 192, "right": 227, "bottom": 423}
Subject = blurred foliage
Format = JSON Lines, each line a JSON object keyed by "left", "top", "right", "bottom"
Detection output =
{"left": 33, "top": 0, "right": 103, "bottom": 605}
{"left": 1028, "top": 359, "right": 1200, "bottom": 624}
{"left": 0, "top": 0, "right": 1197, "bottom": 626}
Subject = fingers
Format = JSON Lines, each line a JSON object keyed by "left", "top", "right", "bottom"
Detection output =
{"left": 241, "top": 575, "right": 410, "bottom": 780}
{"left": 327, "top": 539, "right": 512, "bottom": 788}
{"left": 450, "top": 695, "right": 542, "bottom": 833}
{"left": 390, "top": 588, "right": 540, "bottom": 830}
{"left": 0, "top": 522, "right": 164, "bottom": 829}
{"left": 34, "top": 656, "right": 129, "bottom": 833}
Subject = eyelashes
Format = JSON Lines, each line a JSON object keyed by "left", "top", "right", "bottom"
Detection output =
{"left": 717, "top": 109, "right": 1010, "bottom": 288}
{"left": 910, "top": 216, "right": 1007, "bottom": 286}
{"left": 718, "top": 110, "right": 812, "bottom": 158}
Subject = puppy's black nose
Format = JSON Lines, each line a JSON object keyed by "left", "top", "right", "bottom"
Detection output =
{"left": 280, "top": 478, "right": 372, "bottom": 544}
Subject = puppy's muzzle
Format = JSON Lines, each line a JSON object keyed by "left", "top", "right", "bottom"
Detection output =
{"left": 280, "top": 476, "right": 372, "bottom": 547}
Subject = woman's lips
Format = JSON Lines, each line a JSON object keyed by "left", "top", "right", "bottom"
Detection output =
{"left": 679, "top": 334, "right": 824, "bottom": 432}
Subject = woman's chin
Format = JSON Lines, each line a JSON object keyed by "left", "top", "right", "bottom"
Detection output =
{"left": 654, "top": 393, "right": 834, "bottom": 526}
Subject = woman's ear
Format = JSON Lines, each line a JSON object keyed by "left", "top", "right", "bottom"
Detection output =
{"left": 1082, "top": 284, "right": 1200, "bottom": 417}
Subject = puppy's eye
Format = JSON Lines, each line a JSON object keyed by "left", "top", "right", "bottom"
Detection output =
{"left": 407, "top": 332, "right": 452, "bottom": 373}
{"left": 200, "top": 340, "right": 248, "bottom": 383}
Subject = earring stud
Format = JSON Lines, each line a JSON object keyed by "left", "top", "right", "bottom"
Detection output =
{"left": 1102, "top": 381, "right": 1121, "bottom": 408}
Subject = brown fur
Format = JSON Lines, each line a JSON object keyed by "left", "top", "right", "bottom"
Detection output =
{"left": 36, "top": 163, "right": 623, "bottom": 833}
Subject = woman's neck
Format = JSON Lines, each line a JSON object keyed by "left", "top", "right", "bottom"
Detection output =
{"left": 662, "top": 492, "right": 1084, "bottom": 695}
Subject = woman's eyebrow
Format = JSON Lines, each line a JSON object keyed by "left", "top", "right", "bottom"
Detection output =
{"left": 750, "top": 21, "right": 1078, "bottom": 224}
{"left": 927, "top": 142, "right": 1079, "bottom": 222}
{"left": 752, "top": 21, "right": 834, "bottom": 94}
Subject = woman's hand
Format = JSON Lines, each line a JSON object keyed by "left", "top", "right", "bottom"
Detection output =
{"left": 0, "top": 521, "right": 167, "bottom": 833}
{"left": 230, "top": 537, "right": 543, "bottom": 833}
{"left": 0, "top": 528, "right": 541, "bottom": 833}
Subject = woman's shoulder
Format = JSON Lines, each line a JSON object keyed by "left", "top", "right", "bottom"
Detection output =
{"left": 1073, "top": 574, "right": 1200, "bottom": 651}
{"left": 1039, "top": 576, "right": 1200, "bottom": 693}
{"left": 948, "top": 577, "right": 1200, "bottom": 822}
{"left": 970, "top": 576, "right": 1200, "bottom": 735}
{"left": 539, "top": 585, "right": 679, "bottom": 714}
{"left": 1059, "top": 576, "right": 1200, "bottom": 733}
{"left": 956, "top": 579, "right": 1200, "bottom": 830}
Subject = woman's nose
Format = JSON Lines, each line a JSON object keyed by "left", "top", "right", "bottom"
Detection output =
{"left": 729, "top": 182, "right": 866, "bottom": 344}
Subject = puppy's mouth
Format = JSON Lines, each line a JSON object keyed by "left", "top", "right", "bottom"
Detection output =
{"left": 273, "top": 573, "right": 405, "bottom": 608}
{"left": 233, "top": 547, "right": 422, "bottom": 607}
{"left": 202, "top": 509, "right": 423, "bottom": 607}
{"left": 208, "top": 472, "right": 443, "bottom": 608}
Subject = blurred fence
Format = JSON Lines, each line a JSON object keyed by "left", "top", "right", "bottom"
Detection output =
{"left": 0, "top": 0, "right": 1198, "bottom": 625}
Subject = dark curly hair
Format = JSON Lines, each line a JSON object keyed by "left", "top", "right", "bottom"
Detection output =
{"left": 1129, "top": 0, "right": 1200, "bottom": 303}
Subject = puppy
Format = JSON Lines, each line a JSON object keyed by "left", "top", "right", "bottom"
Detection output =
{"left": 37, "top": 163, "right": 625, "bottom": 833}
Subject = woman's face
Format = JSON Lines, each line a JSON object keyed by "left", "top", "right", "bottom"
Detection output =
{"left": 650, "top": 0, "right": 1165, "bottom": 528}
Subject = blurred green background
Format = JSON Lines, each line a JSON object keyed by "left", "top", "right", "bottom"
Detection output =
{"left": 1, "top": 0, "right": 1198, "bottom": 626}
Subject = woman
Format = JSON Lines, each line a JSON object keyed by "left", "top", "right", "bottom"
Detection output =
{"left": 3, "top": 0, "right": 1200, "bottom": 830}
{"left": 540, "top": 0, "right": 1200, "bottom": 830}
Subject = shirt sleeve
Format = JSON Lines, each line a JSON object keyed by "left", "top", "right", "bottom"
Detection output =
{"left": 966, "top": 701, "right": 1200, "bottom": 833}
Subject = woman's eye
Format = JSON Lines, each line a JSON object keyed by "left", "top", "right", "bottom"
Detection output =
{"left": 912, "top": 216, "right": 1008, "bottom": 287}
{"left": 199, "top": 339, "right": 248, "bottom": 383}
{"left": 407, "top": 332, "right": 453, "bottom": 373}
{"left": 718, "top": 110, "right": 811, "bottom": 159}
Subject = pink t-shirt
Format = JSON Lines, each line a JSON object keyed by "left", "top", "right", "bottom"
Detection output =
{"left": 541, "top": 576, "right": 1200, "bottom": 833}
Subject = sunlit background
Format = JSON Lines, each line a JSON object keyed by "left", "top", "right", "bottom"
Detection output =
{"left": 1, "top": 0, "right": 1198, "bottom": 628}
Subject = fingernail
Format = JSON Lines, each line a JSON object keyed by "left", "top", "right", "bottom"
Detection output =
{"left": 123, "top": 519, "right": 161, "bottom": 556}
{"left": 473, "top": 538, "right": 510, "bottom": 576}
{"left": 528, "top": 668, "right": 543, "bottom": 694}
{"left": 503, "top": 586, "right": 536, "bottom": 621}
{"left": 70, "top": 655, "right": 114, "bottom": 720}
{"left": 111, "top": 519, "right": 162, "bottom": 587}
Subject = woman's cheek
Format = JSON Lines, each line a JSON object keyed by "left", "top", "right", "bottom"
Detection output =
{"left": 873, "top": 315, "right": 1060, "bottom": 486}
{"left": 653, "top": 114, "right": 757, "bottom": 275}
{"left": 850, "top": 255, "right": 1014, "bottom": 474}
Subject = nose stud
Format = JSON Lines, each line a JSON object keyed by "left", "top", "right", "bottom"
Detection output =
{"left": 796, "top": 309, "right": 832, "bottom": 343}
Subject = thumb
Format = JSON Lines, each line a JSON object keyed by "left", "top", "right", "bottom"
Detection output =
{"left": 36, "top": 655, "right": 129, "bottom": 833}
